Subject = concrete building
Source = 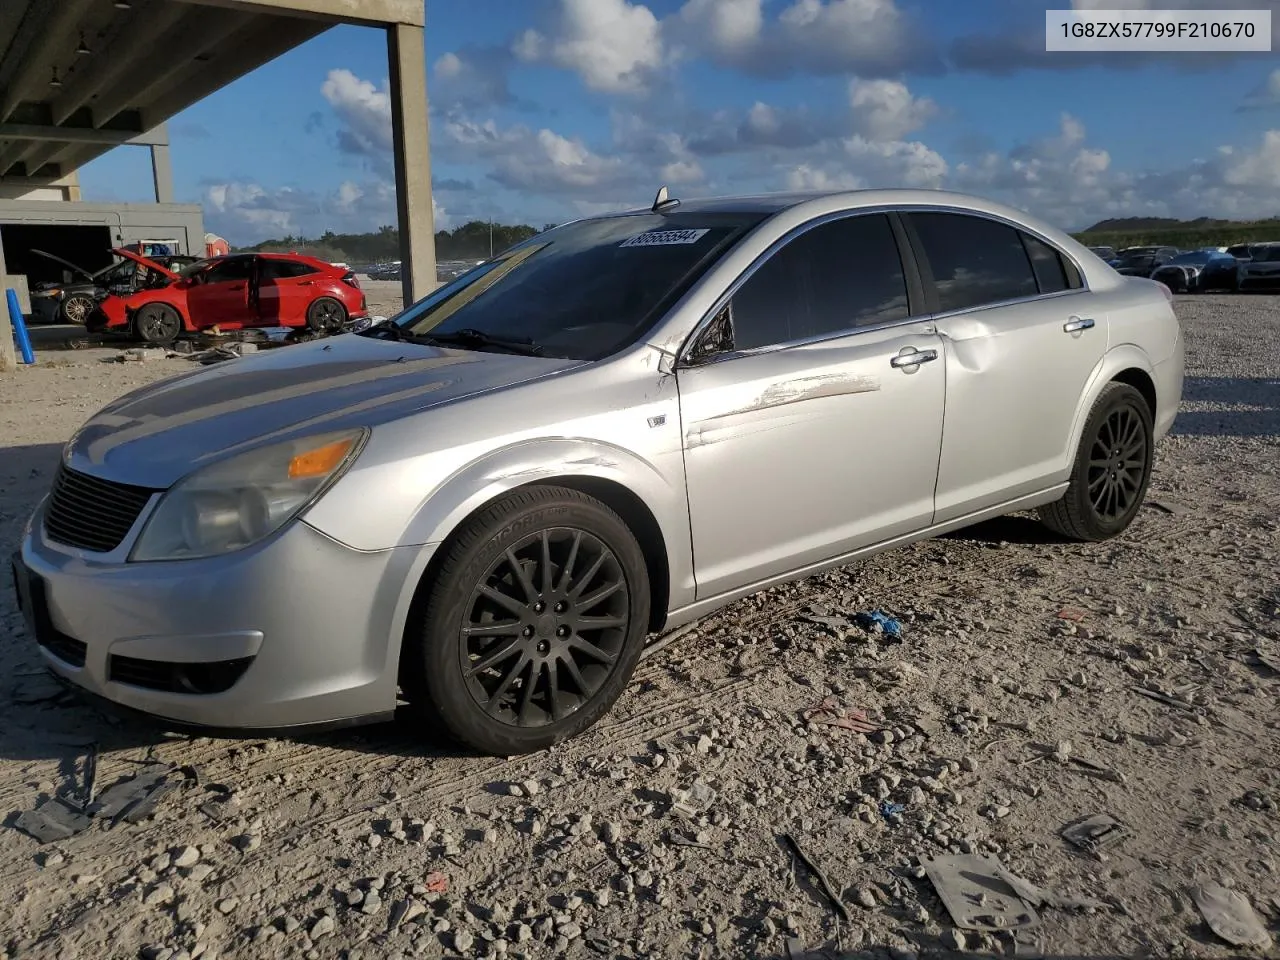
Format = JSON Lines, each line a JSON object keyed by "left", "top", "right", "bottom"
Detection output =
{"left": 2, "top": 0, "right": 433, "bottom": 371}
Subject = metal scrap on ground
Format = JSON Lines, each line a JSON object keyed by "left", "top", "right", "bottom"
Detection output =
{"left": 781, "top": 833, "right": 851, "bottom": 923}
{"left": 922, "top": 853, "right": 1105, "bottom": 932}
{"left": 801, "top": 697, "right": 878, "bottom": 735}
{"left": 1060, "top": 813, "right": 1130, "bottom": 854}
{"left": 13, "top": 761, "right": 188, "bottom": 844}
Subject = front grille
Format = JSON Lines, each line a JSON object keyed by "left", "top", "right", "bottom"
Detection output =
{"left": 43, "top": 465, "right": 157, "bottom": 553}
{"left": 109, "top": 655, "right": 254, "bottom": 694}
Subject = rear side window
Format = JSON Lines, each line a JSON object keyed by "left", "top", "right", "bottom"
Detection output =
{"left": 261, "top": 259, "right": 319, "bottom": 280}
{"left": 1022, "top": 233, "right": 1070, "bottom": 294}
{"left": 731, "top": 213, "right": 909, "bottom": 351}
{"left": 909, "top": 212, "right": 1038, "bottom": 313}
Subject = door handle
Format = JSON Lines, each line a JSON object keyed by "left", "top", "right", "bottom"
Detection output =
{"left": 299, "top": 281, "right": 313, "bottom": 286}
{"left": 890, "top": 347, "right": 939, "bottom": 369}
{"left": 1063, "top": 316, "right": 1095, "bottom": 333}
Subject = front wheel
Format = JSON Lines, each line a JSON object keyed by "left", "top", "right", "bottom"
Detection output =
{"left": 1038, "top": 382, "right": 1154, "bottom": 541}
{"left": 404, "top": 485, "right": 651, "bottom": 756}
{"left": 60, "top": 294, "right": 96, "bottom": 325}
{"left": 134, "top": 304, "right": 182, "bottom": 344}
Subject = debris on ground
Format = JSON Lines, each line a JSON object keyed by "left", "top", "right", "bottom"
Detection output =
{"left": 14, "top": 798, "right": 93, "bottom": 844}
{"left": 853, "top": 609, "right": 903, "bottom": 638}
{"left": 801, "top": 697, "right": 878, "bottom": 735}
{"left": 1060, "top": 814, "right": 1130, "bottom": 855}
{"left": 782, "top": 833, "right": 851, "bottom": 922}
{"left": 1189, "top": 882, "right": 1273, "bottom": 948}
{"left": 922, "top": 853, "right": 1103, "bottom": 932}
{"left": 1132, "top": 686, "right": 1197, "bottom": 711}
{"left": 1056, "top": 607, "right": 1088, "bottom": 622}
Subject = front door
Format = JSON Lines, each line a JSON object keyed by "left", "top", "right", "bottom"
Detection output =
{"left": 903, "top": 211, "right": 1108, "bottom": 522}
{"left": 676, "top": 212, "right": 947, "bottom": 600}
{"left": 185, "top": 256, "right": 256, "bottom": 328}
{"left": 256, "top": 258, "right": 321, "bottom": 325}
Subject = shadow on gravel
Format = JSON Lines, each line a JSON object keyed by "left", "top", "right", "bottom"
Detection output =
{"left": 940, "top": 514, "right": 1068, "bottom": 545}
{"left": 1173, "top": 376, "right": 1280, "bottom": 438}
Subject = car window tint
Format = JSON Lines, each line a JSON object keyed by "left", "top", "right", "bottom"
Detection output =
{"left": 1021, "top": 233, "right": 1069, "bottom": 294}
{"left": 203, "top": 258, "right": 254, "bottom": 283}
{"left": 261, "top": 260, "right": 317, "bottom": 280}
{"left": 910, "top": 212, "right": 1038, "bottom": 312}
{"left": 730, "top": 214, "right": 909, "bottom": 351}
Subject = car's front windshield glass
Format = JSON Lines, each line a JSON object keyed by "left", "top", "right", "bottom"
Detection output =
{"left": 386, "top": 212, "right": 767, "bottom": 360}
{"left": 1261, "top": 246, "right": 1280, "bottom": 262}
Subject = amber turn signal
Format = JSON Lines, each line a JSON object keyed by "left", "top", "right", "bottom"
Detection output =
{"left": 288, "top": 437, "right": 356, "bottom": 479}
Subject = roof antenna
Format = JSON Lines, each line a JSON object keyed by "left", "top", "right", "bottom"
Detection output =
{"left": 651, "top": 185, "right": 680, "bottom": 213}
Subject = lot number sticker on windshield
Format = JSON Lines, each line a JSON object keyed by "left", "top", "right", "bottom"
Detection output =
{"left": 620, "top": 228, "right": 709, "bottom": 248}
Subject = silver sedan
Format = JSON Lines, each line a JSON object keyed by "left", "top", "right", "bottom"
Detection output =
{"left": 13, "top": 188, "right": 1184, "bottom": 755}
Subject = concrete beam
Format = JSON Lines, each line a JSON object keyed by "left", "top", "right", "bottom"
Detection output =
{"left": 0, "top": 226, "right": 15, "bottom": 372}
{"left": 176, "top": 0, "right": 425, "bottom": 27}
{"left": 88, "top": 7, "right": 254, "bottom": 129}
{"left": 0, "top": 123, "right": 163, "bottom": 145}
{"left": 141, "top": 16, "right": 328, "bottom": 130}
{"left": 387, "top": 22, "right": 435, "bottom": 306}
{"left": 151, "top": 143, "right": 174, "bottom": 204}
{"left": 50, "top": 1, "right": 190, "bottom": 127}
{"left": 0, "top": 0, "right": 98, "bottom": 123}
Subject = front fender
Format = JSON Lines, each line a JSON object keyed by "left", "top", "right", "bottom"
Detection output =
{"left": 393, "top": 437, "right": 695, "bottom": 612}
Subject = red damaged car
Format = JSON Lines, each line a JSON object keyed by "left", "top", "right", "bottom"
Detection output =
{"left": 87, "top": 251, "right": 369, "bottom": 344}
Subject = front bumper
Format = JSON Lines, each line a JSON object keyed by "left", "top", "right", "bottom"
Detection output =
{"left": 15, "top": 505, "right": 430, "bottom": 730}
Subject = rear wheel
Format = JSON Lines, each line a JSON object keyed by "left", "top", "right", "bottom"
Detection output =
{"left": 60, "top": 294, "right": 96, "bottom": 326}
{"left": 134, "top": 304, "right": 182, "bottom": 345}
{"left": 1038, "top": 382, "right": 1154, "bottom": 541}
{"left": 403, "top": 485, "right": 651, "bottom": 755}
{"left": 306, "top": 297, "right": 347, "bottom": 333}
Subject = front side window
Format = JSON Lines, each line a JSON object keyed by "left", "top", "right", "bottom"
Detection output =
{"left": 201, "top": 258, "right": 255, "bottom": 284}
{"left": 909, "top": 212, "right": 1038, "bottom": 313}
{"left": 387, "top": 212, "right": 766, "bottom": 360}
{"left": 728, "top": 213, "right": 910, "bottom": 352}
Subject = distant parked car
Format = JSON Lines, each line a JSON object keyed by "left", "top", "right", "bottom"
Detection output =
{"left": 1150, "top": 250, "right": 1241, "bottom": 293}
{"left": 86, "top": 251, "right": 368, "bottom": 343}
{"left": 368, "top": 261, "right": 403, "bottom": 281}
{"left": 1088, "top": 245, "right": 1118, "bottom": 262}
{"left": 1239, "top": 243, "right": 1280, "bottom": 290}
{"left": 27, "top": 248, "right": 198, "bottom": 325}
{"left": 14, "top": 187, "right": 1184, "bottom": 755}
{"left": 1113, "top": 249, "right": 1176, "bottom": 277}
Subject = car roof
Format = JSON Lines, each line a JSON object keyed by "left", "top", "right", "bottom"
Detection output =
{"left": 589, "top": 188, "right": 1080, "bottom": 224}
{"left": 256, "top": 252, "right": 336, "bottom": 269}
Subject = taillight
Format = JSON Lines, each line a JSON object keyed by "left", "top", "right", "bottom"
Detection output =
{"left": 342, "top": 271, "right": 360, "bottom": 289}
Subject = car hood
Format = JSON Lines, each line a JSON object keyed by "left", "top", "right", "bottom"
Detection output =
{"left": 64, "top": 334, "right": 584, "bottom": 488}
{"left": 113, "top": 247, "right": 183, "bottom": 280}
{"left": 30, "top": 248, "right": 97, "bottom": 282}
{"left": 1245, "top": 261, "right": 1280, "bottom": 273}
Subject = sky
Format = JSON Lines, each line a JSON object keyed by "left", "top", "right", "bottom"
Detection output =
{"left": 77, "top": 0, "right": 1280, "bottom": 244}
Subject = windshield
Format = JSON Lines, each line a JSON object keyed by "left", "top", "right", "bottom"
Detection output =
{"left": 1168, "top": 252, "right": 1211, "bottom": 265}
{"left": 95, "top": 258, "right": 139, "bottom": 284}
{"left": 180, "top": 258, "right": 216, "bottom": 278}
{"left": 387, "top": 212, "right": 767, "bottom": 360}
{"left": 1259, "top": 246, "right": 1280, "bottom": 262}
{"left": 1118, "top": 255, "right": 1154, "bottom": 268}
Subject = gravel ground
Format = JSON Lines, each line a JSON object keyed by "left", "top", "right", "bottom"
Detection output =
{"left": 0, "top": 290, "right": 1277, "bottom": 960}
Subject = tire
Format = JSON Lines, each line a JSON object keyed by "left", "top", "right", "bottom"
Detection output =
{"left": 1038, "top": 382, "right": 1154, "bottom": 542}
{"left": 134, "top": 303, "right": 182, "bottom": 345}
{"left": 60, "top": 294, "right": 96, "bottom": 326}
{"left": 404, "top": 485, "right": 651, "bottom": 756}
{"left": 306, "top": 297, "right": 347, "bottom": 333}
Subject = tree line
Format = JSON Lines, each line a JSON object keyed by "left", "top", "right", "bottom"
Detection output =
{"left": 238, "top": 220, "right": 554, "bottom": 264}
{"left": 1072, "top": 215, "right": 1280, "bottom": 250}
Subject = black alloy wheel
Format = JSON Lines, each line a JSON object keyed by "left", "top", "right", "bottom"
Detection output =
{"left": 1039, "top": 382, "right": 1154, "bottom": 541}
{"left": 460, "top": 527, "right": 630, "bottom": 729}
{"left": 405, "top": 485, "right": 650, "bottom": 755}
{"left": 134, "top": 304, "right": 182, "bottom": 344}
{"left": 306, "top": 297, "right": 347, "bottom": 333}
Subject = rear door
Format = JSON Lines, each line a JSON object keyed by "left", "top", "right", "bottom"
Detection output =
{"left": 256, "top": 258, "right": 321, "bottom": 325}
{"left": 185, "top": 256, "right": 255, "bottom": 328}
{"left": 902, "top": 210, "right": 1106, "bottom": 523}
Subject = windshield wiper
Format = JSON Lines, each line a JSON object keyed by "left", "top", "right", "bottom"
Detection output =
{"left": 420, "top": 328, "right": 545, "bottom": 356}
{"left": 357, "top": 322, "right": 434, "bottom": 344}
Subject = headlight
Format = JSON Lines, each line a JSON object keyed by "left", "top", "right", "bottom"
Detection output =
{"left": 32, "top": 288, "right": 61, "bottom": 298}
{"left": 130, "top": 429, "right": 367, "bottom": 561}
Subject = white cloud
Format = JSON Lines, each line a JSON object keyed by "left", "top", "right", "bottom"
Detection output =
{"left": 514, "top": 0, "right": 665, "bottom": 94}
{"left": 672, "top": 0, "right": 936, "bottom": 76}
{"left": 1242, "top": 68, "right": 1280, "bottom": 109}
{"left": 320, "top": 69, "right": 392, "bottom": 157}
{"left": 848, "top": 78, "right": 938, "bottom": 140}
{"left": 785, "top": 164, "right": 865, "bottom": 191}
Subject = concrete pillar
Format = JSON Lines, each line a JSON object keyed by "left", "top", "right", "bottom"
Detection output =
{"left": 150, "top": 143, "right": 174, "bottom": 204}
{"left": 386, "top": 22, "right": 435, "bottom": 306}
{"left": 0, "top": 226, "right": 16, "bottom": 372}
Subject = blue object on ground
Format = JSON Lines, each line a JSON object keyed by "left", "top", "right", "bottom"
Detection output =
{"left": 880, "top": 801, "right": 905, "bottom": 819}
{"left": 6, "top": 288, "right": 35, "bottom": 364}
{"left": 855, "top": 609, "right": 902, "bottom": 638}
